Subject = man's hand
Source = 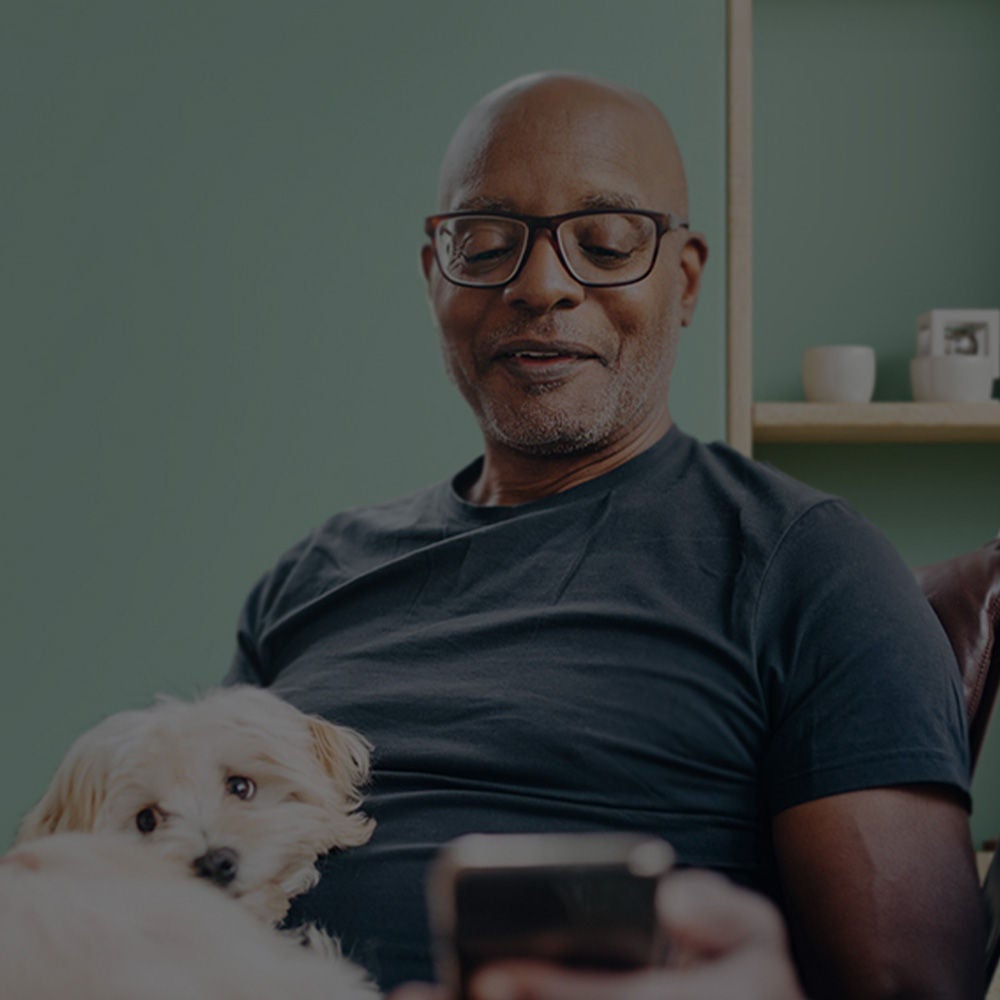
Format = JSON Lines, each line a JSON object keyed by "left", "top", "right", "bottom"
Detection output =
{"left": 388, "top": 869, "right": 805, "bottom": 1000}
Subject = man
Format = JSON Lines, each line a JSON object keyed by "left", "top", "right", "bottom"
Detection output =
{"left": 227, "top": 73, "right": 983, "bottom": 997}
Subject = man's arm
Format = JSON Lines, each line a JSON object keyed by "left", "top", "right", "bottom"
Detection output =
{"left": 773, "top": 784, "right": 984, "bottom": 999}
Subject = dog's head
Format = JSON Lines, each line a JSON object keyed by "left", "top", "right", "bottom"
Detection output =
{"left": 17, "top": 687, "right": 375, "bottom": 922}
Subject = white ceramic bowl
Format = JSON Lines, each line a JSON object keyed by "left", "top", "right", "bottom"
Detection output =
{"left": 910, "top": 355, "right": 996, "bottom": 402}
{"left": 802, "top": 345, "right": 876, "bottom": 403}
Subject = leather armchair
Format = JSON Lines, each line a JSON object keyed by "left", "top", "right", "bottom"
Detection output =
{"left": 915, "top": 537, "right": 1000, "bottom": 772}
{"left": 914, "top": 537, "right": 1000, "bottom": 989}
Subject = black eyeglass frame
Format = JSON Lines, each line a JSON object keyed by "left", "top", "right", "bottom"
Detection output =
{"left": 423, "top": 208, "right": 690, "bottom": 289}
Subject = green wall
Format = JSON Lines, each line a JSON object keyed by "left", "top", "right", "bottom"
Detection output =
{"left": 753, "top": 0, "right": 1000, "bottom": 845}
{"left": 5, "top": 0, "right": 995, "bottom": 860}
{"left": 0, "top": 3, "right": 727, "bottom": 846}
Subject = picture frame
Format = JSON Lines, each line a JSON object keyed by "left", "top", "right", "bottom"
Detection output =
{"left": 916, "top": 309, "right": 1000, "bottom": 380}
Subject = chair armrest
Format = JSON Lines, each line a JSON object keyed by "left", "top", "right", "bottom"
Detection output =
{"left": 915, "top": 538, "right": 1000, "bottom": 771}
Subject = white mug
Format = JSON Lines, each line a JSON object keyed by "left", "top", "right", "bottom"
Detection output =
{"left": 802, "top": 345, "right": 876, "bottom": 403}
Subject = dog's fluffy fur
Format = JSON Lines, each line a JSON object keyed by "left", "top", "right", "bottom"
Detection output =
{"left": 0, "top": 832, "right": 378, "bottom": 999}
{"left": 17, "top": 686, "right": 375, "bottom": 925}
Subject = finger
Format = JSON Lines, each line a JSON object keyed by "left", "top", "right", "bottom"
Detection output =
{"left": 386, "top": 983, "right": 448, "bottom": 1000}
{"left": 656, "top": 869, "right": 788, "bottom": 958}
{"left": 469, "top": 953, "right": 803, "bottom": 1000}
{"left": 656, "top": 948, "right": 805, "bottom": 1000}
{"left": 469, "top": 961, "right": 666, "bottom": 1000}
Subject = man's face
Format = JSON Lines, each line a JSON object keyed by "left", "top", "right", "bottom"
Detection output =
{"left": 422, "top": 82, "right": 705, "bottom": 458}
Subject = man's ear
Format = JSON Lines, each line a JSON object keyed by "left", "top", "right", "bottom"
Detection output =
{"left": 420, "top": 243, "right": 435, "bottom": 284}
{"left": 678, "top": 234, "right": 709, "bottom": 327}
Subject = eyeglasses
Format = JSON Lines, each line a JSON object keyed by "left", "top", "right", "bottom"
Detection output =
{"left": 424, "top": 208, "right": 689, "bottom": 289}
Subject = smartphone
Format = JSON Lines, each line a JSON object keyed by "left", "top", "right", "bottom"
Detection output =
{"left": 426, "top": 832, "right": 675, "bottom": 998}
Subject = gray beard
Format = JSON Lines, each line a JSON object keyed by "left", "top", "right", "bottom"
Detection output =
{"left": 442, "top": 310, "right": 680, "bottom": 458}
{"left": 472, "top": 364, "right": 667, "bottom": 458}
{"left": 476, "top": 385, "right": 622, "bottom": 456}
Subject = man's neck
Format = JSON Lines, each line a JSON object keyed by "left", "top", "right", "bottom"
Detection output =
{"left": 464, "top": 415, "right": 672, "bottom": 507}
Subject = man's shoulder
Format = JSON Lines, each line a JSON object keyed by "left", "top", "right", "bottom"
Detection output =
{"left": 245, "top": 479, "right": 450, "bottom": 619}
{"left": 695, "top": 436, "right": 831, "bottom": 505}
{"left": 664, "top": 431, "right": 842, "bottom": 537}
{"left": 314, "top": 480, "right": 447, "bottom": 542}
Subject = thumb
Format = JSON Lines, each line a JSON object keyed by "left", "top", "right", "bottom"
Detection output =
{"left": 657, "top": 869, "right": 790, "bottom": 961}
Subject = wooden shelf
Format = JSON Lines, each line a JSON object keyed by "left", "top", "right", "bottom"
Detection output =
{"left": 724, "top": 5, "right": 1000, "bottom": 456}
{"left": 753, "top": 402, "right": 1000, "bottom": 444}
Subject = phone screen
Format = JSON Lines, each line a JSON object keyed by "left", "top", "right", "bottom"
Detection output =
{"left": 427, "top": 833, "right": 674, "bottom": 997}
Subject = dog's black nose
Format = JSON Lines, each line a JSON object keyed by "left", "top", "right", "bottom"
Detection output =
{"left": 193, "top": 846, "right": 239, "bottom": 888}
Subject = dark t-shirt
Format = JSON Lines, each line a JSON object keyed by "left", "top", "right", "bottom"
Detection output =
{"left": 226, "top": 427, "right": 970, "bottom": 991}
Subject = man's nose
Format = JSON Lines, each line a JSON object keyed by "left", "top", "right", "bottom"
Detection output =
{"left": 502, "top": 230, "right": 585, "bottom": 313}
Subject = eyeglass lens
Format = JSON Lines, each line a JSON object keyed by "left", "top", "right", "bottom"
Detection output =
{"left": 435, "top": 213, "right": 659, "bottom": 287}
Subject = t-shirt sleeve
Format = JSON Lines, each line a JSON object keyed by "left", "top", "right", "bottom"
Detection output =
{"left": 755, "top": 499, "right": 971, "bottom": 815}
{"left": 223, "top": 570, "right": 271, "bottom": 686}
{"left": 222, "top": 534, "right": 317, "bottom": 688}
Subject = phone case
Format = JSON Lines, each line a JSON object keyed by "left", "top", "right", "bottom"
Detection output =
{"left": 426, "top": 832, "right": 675, "bottom": 997}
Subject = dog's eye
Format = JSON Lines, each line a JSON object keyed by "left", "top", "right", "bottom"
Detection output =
{"left": 135, "top": 807, "right": 160, "bottom": 834}
{"left": 225, "top": 775, "right": 257, "bottom": 801}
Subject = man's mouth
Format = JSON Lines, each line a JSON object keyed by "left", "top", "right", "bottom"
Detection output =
{"left": 493, "top": 340, "right": 602, "bottom": 368}
{"left": 491, "top": 342, "right": 602, "bottom": 388}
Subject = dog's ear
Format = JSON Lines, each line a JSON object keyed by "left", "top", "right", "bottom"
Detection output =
{"left": 17, "top": 750, "right": 109, "bottom": 842}
{"left": 307, "top": 718, "right": 372, "bottom": 803}
{"left": 307, "top": 718, "right": 376, "bottom": 848}
{"left": 16, "top": 712, "right": 138, "bottom": 842}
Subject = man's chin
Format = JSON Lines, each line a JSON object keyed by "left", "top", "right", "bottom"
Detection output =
{"left": 507, "top": 438, "right": 601, "bottom": 458}
{"left": 483, "top": 414, "right": 612, "bottom": 458}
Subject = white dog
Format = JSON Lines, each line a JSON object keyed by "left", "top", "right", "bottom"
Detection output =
{"left": 17, "top": 685, "right": 375, "bottom": 926}
{"left": 0, "top": 832, "right": 379, "bottom": 999}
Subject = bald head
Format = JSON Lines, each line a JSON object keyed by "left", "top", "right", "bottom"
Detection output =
{"left": 437, "top": 72, "right": 689, "bottom": 218}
